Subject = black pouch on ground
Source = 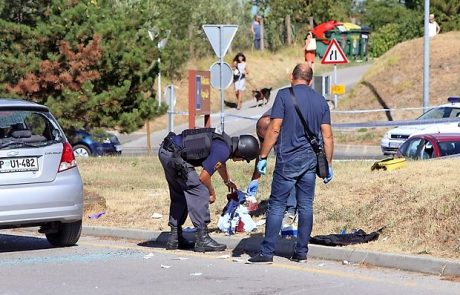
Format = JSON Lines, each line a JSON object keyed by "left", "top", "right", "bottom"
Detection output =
{"left": 309, "top": 228, "right": 385, "bottom": 247}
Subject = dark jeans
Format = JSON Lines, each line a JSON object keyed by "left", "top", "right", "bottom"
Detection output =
{"left": 286, "top": 188, "right": 297, "bottom": 216}
{"left": 158, "top": 145, "right": 210, "bottom": 229}
{"left": 261, "top": 150, "right": 317, "bottom": 257}
{"left": 254, "top": 38, "right": 261, "bottom": 50}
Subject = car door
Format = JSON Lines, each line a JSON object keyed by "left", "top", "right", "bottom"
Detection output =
{"left": 398, "top": 138, "right": 426, "bottom": 160}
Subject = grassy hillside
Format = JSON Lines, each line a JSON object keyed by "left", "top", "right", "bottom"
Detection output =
{"left": 80, "top": 157, "right": 460, "bottom": 259}
{"left": 337, "top": 31, "right": 460, "bottom": 123}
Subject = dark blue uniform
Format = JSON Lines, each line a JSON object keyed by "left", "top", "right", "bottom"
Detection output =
{"left": 159, "top": 132, "right": 231, "bottom": 230}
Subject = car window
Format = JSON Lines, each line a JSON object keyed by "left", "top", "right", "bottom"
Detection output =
{"left": 400, "top": 138, "right": 424, "bottom": 159}
{"left": 450, "top": 109, "right": 460, "bottom": 118}
{"left": 438, "top": 141, "right": 460, "bottom": 156}
{"left": 420, "top": 141, "right": 435, "bottom": 159}
{"left": 418, "top": 107, "right": 460, "bottom": 120}
{"left": 0, "top": 110, "right": 63, "bottom": 148}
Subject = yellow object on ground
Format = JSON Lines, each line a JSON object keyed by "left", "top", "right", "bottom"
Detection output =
{"left": 371, "top": 157, "right": 407, "bottom": 171}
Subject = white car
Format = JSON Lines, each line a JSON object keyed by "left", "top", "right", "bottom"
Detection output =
{"left": 381, "top": 97, "right": 460, "bottom": 155}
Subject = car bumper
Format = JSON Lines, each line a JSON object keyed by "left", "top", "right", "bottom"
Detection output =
{"left": 0, "top": 168, "right": 83, "bottom": 227}
{"left": 93, "top": 144, "right": 122, "bottom": 156}
{"left": 381, "top": 138, "right": 405, "bottom": 155}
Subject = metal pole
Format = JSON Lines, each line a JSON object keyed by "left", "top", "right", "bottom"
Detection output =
{"left": 334, "top": 64, "right": 338, "bottom": 108}
{"left": 168, "top": 86, "right": 174, "bottom": 133}
{"left": 423, "top": 0, "right": 430, "bottom": 112}
{"left": 220, "top": 25, "right": 225, "bottom": 131}
{"left": 158, "top": 57, "right": 162, "bottom": 107}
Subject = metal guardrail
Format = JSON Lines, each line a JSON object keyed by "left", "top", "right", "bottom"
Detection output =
{"left": 333, "top": 117, "right": 460, "bottom": 129}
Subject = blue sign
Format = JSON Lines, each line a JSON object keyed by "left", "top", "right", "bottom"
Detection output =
{"left": 195, "top": 76, "right": 202, "bottom": 110}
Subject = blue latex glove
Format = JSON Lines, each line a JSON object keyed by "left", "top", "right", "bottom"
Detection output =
{"left": 257, "top": 159, "right": 267, "bottom": 175}
{"left": 246, "top": 179, "right": 259, "bottom": 197}
{"left": 324, "top": 167, "right": 333, "bottom": 184}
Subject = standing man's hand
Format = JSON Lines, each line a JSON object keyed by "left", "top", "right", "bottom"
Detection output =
{"left": 257, "top": 158, "right": 267, "bottom": 175}
{"left": 324, "top": 167, "right": 334, "bottom": 184}
{"left": 246, "top": 179, "right": 259, "bottom": 197}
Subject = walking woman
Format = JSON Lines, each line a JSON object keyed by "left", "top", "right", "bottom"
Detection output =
{"left": 304, "top": 25, "right": 316, "bottom": 72}
{"left": 232, "top": 52, "right": 249, "bottom": 110}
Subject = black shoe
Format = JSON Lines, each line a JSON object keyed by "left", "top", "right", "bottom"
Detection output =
{"left": 194, "top": 227, "right": 226, "bottom": 252}
{"left": 166, "top": 227, "right": 194, "bottom": 250}
{"left": 290, "top": 253, "right": 307, "bottom": 263}
{"left": 247, "top": 253, "right": 273, "bottom": 264}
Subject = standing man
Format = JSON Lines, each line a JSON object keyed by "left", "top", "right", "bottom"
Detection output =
{"left": 251, "top": 15, "right": 262, "bottom": 50}
{"left": 159, "top": 128, "right": 259, "bottom": 252}
{"left": 248, "top": 63, "right": 334, "bottom": 264}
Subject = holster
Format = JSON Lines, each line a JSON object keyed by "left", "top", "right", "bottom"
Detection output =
{"left": 162, "top": 132, "right": 188, "bottom": 181}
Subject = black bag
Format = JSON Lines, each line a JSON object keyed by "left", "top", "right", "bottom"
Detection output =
{"left": 289, "top": 87, "right": 329, "bottom": 178}
{"left": 309, "top": 228, "right": 384, "bottom": 247}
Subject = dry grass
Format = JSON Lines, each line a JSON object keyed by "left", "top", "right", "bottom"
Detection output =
{"left": 146, "top": 46, "right": 334, "bottom": 132}
{"left": 337, "top": 31, "right": 460, "bottom": 123}
{"left": 78, "top": 156, "right": 460, "bottom": 259}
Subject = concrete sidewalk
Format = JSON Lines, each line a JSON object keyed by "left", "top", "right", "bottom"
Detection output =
{"left": 82, "top": 226, "right": 460, "bottom": 277}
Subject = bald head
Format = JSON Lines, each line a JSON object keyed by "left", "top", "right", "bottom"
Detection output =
{"left": 292, "top": 63, "right": 313, "bottom": 83}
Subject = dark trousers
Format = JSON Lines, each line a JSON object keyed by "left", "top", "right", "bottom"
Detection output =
{"left": 261, "top": 149, "right": 317, "bottom": 257}
{"left": 158, "top": 145, "right": 210, "bottom": 229}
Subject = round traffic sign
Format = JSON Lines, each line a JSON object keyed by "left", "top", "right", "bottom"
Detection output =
{"left": 209, "top": 62, "right": 233, "bottom": 89}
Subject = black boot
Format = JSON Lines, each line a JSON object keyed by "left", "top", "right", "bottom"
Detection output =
{"left": 166, "top": 227, "right": 194, "bottom": 250}
{"left": 194, "top": 227, "right": 226, "bottom": 252}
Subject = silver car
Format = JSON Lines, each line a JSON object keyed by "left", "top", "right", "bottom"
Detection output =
{"left": 0, "top": 99, "right": 83, "bottom": 246}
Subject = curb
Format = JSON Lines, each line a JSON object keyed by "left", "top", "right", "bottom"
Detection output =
{"left": 82, "top": 226, "right": 460, "bottom": 276}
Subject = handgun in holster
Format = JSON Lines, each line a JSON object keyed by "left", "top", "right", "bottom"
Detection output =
{"left": 162, "top": 132, "right": 188, "bottom": 181}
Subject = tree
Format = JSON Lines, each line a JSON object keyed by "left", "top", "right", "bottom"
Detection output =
{"left": 0, "top": 0, "right": 167, "bottom": 132}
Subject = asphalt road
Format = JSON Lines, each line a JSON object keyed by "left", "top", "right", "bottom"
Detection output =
{"left": 0, "top": 230, "right": 458, "bottom": 295}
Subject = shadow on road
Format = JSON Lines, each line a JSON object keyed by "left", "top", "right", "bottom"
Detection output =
{"left": 231, "top": 234, "right": 295, "bottom": 259}
{"left": 0, "top": 233, "right": 53, "bottom": 253}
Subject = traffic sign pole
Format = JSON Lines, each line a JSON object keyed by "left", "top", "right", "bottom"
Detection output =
{"left": 203, "top": 25, "right": 238, "bottom": 132}
{"left": 219, "top": 26, "right": 225, "bottom": 131}
{"left": 334, "top": 64, "right": 338, "bottom": 108}
{"left": 321, "top": 39, "right": 349, "bottom": 109}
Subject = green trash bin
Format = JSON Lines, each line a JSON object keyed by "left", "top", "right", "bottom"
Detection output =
{"left": 359, "top": 26, "right": 370, "bottom": 61}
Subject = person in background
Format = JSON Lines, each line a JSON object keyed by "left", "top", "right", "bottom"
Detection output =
{"left": 303, "top": 25, "right": 316, "bottom": 72}
{"left": 251, "top": 15, "right": 262, "bottom": 50}
{"left": 429, "top": 14, "right": 440, "bottom": 37}
{"left": 232, "top": 52, "right": 249, "bottom": 110}
{"left": 159, "top": 128, "right": 259, "bottom": 252}
{"left": 248, "top": 63, "right": 334, "bottom": 264}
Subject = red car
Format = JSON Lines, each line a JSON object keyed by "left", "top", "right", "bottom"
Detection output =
{"left": 396, "top": 133, "right": 460, "bottom": 160}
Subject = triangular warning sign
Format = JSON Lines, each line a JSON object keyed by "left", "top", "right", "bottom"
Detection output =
{"left": 203, "top": 25, "right": 238, "bottom": 58}
{"left": 321, "top": 39, "right": 349, "bottom": 65}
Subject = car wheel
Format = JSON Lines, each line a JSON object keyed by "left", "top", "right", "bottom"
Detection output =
{"left": 73, "top": 144, "right": 91, "bottom": 158}
{"left": 46, "top": 220, "right": 82, "bottom": 247}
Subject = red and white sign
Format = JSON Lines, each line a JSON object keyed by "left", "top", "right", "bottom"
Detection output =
{"left": 321, "top": 39, "right": 348, "bottom": 65}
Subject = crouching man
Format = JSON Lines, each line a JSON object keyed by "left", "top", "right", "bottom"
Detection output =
{"left": 159, "top": 128, "right": 259, "bottom": 252}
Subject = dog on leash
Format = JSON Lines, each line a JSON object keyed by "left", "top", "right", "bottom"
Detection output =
{"left": 252, "top": 87, "right": 272, "bottom": 107}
